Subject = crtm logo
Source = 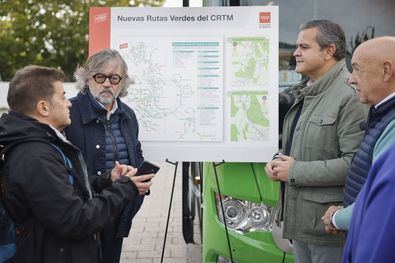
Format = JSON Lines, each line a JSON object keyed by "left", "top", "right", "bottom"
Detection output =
{"left": 94, "top": 13, "right": 107, "bottom": 23}
{"left": 259, "top": 12, "right": 270, "bottom": 24}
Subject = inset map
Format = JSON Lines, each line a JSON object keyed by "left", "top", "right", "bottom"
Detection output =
{"left": 230, "top": 91, "right": 269, "bottom": 142}
{"left": 229, "top": 37, "right": 270, "bottom": 89}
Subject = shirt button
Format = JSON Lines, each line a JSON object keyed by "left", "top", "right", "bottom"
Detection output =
{"left": 319, "top": 119, "right": 323, "bottom": 124}
{"left": 96, "top": 119, "right": 100, "bottom": 124}
{"left": 96, "top": 145, "right": 100, "bottom": 149}
{"left": 97, "top": 171, "right": 102, "bottom": 176}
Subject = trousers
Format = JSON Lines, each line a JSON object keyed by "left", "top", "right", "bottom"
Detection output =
{"left": 293, "top": 239, "right": 343, "bottom": 263}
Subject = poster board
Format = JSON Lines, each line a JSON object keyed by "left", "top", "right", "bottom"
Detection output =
{"left": 89, "top": 6, "right": 278, "bottom": 162}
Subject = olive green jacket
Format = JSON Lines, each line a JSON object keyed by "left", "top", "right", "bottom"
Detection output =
{"left": 281, "top": 60, "right": 368, "bottom": 245}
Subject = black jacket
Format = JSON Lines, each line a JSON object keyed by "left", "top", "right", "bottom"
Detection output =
{"left": 0, "top": 112, "right": 139, "bottom": 263}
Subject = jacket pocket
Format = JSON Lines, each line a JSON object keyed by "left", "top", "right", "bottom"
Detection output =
{"left": 298, "top": 188, "right": 343, "bottom": 236}
{"left": 305, "top": 115, "right": 338, "bottom": 158}
{"left": 309, "top": 115, "right": 336, "bottom": 127}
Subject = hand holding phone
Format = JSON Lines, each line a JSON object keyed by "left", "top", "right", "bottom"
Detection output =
{"left": 135, "top": 161, "right": 160, "bottom": 178}
{"left": 130, "top": 173, "right": 155, "bottom": 195}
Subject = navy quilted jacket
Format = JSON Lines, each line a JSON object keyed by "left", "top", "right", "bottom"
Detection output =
{"left": 344, "top": 96, "right": 395, "bottom": 206}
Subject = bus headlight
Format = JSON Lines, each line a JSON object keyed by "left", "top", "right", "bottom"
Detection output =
{"left": 222, "top": 198, "right": 247, "bottom": 229}
{"left": 248, "top": 206, "right": 271, "bottom": 231}
{"left": 216, "top": 194, "right": 272, "bottom": 233}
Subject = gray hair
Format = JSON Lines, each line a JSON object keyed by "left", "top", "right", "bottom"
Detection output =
{"left": 74, "top": 49, "right": 131, "bottom": 97}
{"left": 300, "top": 19, "right": 346, "bottom": 61}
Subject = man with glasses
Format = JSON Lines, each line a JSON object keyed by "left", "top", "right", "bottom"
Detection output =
{"left": 65, "top": 49, "right": 151, "bottom": 263}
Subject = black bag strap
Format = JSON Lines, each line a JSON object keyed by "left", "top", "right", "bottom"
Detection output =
{"left": 50, "top": 144, "right": 75, "bottom": 185}
{"left": 0, "top": 142, "right": 26, "bottom": 200}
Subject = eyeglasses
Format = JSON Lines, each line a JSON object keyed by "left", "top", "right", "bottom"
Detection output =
{"left": 92, "top": 73, "right": 122, "bottom": 85}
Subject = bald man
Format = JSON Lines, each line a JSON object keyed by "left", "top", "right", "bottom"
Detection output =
{"left": 342, "top": 38, "right": 395, "bottom": 263}
{"left": 322, "top": 37, "right": 395, "bottom": 234}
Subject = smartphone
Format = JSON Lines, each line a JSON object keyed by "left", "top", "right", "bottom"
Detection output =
{"left": 135, "top": 161, "right": 160, "bottom": 177}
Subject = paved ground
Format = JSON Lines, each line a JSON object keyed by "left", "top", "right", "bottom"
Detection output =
{"left": 120, "top": 162, "right": 202, "bottom": 263}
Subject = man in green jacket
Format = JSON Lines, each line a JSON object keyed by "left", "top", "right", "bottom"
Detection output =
{"left": 265, "top": 20, "right": 367, "bottom": 263}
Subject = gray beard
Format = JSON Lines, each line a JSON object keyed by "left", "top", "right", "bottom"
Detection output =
{"left": 95, "top": 94, "right": 115, "bottom": 106}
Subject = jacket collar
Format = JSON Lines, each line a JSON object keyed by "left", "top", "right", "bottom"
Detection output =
{"left": 76, "top": 90, "right": 125, "bottom": 125}
{"left": 298, "top": 59, "right": 348, "bottom": 98}
{"left": 371, "top": 94, "right": 395, "bottom": 116}
{"left": 366, "top": 95, "right": 395, "bottom": 132}
{"left": 2, "top": 111, "right": 61, "bottom": 145}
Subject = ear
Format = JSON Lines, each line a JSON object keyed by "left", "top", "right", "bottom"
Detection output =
{"left": 324, "top": 44, "right": 336, "bottom": 60}
{"left": 383, "top": 60, "right": 393, "bottom": 82}
{"left": 36, "top": 100, "right": 50, "bottom": 117}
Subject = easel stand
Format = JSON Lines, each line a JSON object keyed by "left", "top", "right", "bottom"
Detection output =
{"left": 212, "top": 160, "right": 234, "bottom": 263}
{"left": 160, "top": 159, "right": 178, "bottom": 263}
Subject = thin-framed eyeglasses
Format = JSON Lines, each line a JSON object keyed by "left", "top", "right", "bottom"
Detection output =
{"left": 92, "top": 73, "right": 122, "bottom": 85}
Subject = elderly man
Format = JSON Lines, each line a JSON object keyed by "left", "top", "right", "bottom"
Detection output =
{"left": 0, "top": 65, "right": 153, "bottom": 263}
{"left": 323, "top": 37, "right": 395, "bottom": 236}
{"left": 342, "top": 39, "right": 395, "bottom": 263}
{"left": 65, "top": 49, "right": 150, "bottom": 263}
{"left": 265, "top": 20, "right": 367, "bottom": 263}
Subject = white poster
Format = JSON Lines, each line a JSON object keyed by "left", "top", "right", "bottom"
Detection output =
{"left": 89, "top": 6, "right": 278, "bottom": 162}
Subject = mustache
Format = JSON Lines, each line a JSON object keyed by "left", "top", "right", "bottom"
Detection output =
{"left": 99, "top": 90, "right": 114, "bottom": 95}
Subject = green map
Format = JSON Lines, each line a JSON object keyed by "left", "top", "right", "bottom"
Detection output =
{"left": 230, "top": 37, "right": 270, "bottom": 88}
{"left": 228, "top": 36, "right": 270, "bottom": 142}
{"left": 230, "top": 91, "right": 269, "bottom": 142}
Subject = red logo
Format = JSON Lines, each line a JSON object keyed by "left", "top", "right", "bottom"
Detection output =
{"left": 119, "top": 43, "right": 128, "bottom": 49}
{"left": 94, "top": 13, "right": 107, "bottom": 24}
{"left": 259, "top": 12, "right": 271, "bottom": 24}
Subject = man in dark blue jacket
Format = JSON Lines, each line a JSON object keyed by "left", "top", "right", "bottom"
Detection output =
{"left": 65, "top": 49, "right": 150, "bottom": 263}
{"left": 322, "top": 36, "right": 395, "bottom": 235}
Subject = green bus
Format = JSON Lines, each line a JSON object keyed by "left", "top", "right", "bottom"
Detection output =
{"left": 182, "top": 1, "right": 394, "bottom": 262}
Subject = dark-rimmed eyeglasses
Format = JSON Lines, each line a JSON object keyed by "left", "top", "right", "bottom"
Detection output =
{"left": 92, "top": 73, "right": 122, "bottom": 85}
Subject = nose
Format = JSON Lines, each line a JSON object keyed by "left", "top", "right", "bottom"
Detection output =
{"left": 102, "top": 77, "right": 112, "bottom": 86}
{"left": 293, "top": 48, "right": 300, "bottom": 57}
{"left": 67, "top": 99, "right": 72, "bottom": 108}
{"left": 348, "top": 74, "right": 356, "bottom": 85}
